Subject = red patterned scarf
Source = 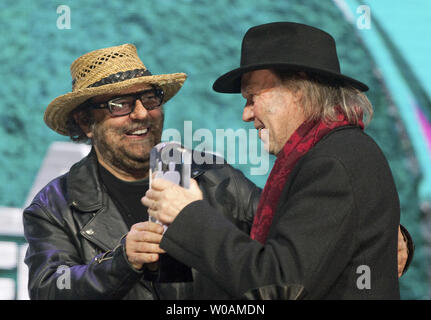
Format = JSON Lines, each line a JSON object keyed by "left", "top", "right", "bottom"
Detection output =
{"left": 250, "top": 114, "right": 364, "bottom": 244}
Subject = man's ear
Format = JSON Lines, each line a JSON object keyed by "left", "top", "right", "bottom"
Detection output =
{"left": 73, "top": 111, "right": 93, "bottom": 138}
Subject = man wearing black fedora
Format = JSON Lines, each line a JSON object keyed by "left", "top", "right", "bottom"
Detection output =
{"left": 144, "top": 22, "right": 410, "bottom": 299}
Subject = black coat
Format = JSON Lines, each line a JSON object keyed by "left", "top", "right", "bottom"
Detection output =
{"left": 161, "top": 126, "right": 401, "bottom": 299}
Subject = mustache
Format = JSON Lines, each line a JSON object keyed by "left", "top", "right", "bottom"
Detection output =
{"left": 116, "top": 120, "right": 163, "bottom": 134}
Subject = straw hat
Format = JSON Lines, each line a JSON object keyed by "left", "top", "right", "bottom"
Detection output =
{"left": 44, "top": 44, "right": 187, "bottom": 135}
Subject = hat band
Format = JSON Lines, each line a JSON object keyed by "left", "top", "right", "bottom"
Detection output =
{"left": 71, "top": 68, "right": 153, "bottom": 90}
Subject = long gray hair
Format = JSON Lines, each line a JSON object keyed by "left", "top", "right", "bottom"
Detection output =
{"left": 273, "top": 70, "right": 373, "bottom": 126}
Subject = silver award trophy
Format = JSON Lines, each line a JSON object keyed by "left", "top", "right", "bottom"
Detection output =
{"left": 147, "top": 141, "right": 193, "bottom": 281}
{"left": 149, "top": 141, "right": 192, "bottom": 228}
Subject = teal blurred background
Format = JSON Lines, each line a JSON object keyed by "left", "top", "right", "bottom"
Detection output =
{"left": 1, "top": 0, "right": 431, "bottom": 299}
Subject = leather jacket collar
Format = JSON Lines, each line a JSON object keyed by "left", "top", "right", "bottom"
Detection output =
{"left": 67, "top": 148, "right": 104, "bottom": 212}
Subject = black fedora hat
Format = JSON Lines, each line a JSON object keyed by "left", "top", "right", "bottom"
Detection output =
{"left": 213, "top": 22, "right": 368, "bottom": 93}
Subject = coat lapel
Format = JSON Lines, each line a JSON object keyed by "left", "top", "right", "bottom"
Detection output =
{"left": 79, "top": 200, "right": 129, "bottom": 252}
{"left": 68, "top": 148, "right": 129, "bottom": 252}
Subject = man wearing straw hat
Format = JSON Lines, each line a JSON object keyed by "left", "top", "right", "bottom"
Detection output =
{"left": 144, "top": 22, "right": 412, "bottom": 299}
{"left": 24, "top": 41, "right": 411, "bottom": 300}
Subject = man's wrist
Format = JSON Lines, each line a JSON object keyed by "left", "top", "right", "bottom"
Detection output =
{"left": 120, "top": 236, "right": 145, "bottom": 274}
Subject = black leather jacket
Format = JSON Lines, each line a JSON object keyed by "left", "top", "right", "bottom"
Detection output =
{"left": 23, "top": 149, "right": 261, "bottom": 299}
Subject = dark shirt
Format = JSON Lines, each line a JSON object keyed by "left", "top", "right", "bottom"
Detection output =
{"left": 98, "top": 163, "right": 149, "bottom": 229}
{"left": 98, "top": 163, "right": 192, "bottom": 282}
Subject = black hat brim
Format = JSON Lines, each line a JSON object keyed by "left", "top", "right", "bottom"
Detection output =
{"left": 212, "top": 63, "right": 369, "bottom": 93}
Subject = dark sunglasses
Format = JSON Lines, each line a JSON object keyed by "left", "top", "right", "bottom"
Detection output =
{"left": 92, "top": 88, "right": 164, "bottom": 116}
